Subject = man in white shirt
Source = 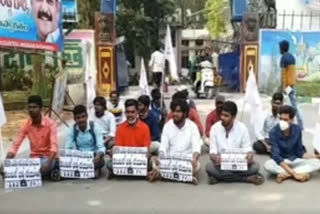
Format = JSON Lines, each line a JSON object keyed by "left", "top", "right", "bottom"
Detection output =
{"left": 90, "top": 96, "right": 116, "bottom": 152}
{"left": 107, "top": 91, "right": 126, "bottom": 126}
{"left": 206, "top": 101, "right": 264, "bottom": 185}
{"left": 149, "top": 46, "right": 165, "bottom": 88}
{"left": 154, "top": 99, "right": 201, "bottom": 185}
{"left": 253, "top": 92, "right": 283, "bottom": 154}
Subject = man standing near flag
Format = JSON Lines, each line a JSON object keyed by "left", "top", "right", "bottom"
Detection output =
{"left": 149, "top": 45, "right": 165, "bottom": 89}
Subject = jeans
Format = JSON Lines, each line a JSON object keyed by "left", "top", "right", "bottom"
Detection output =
{"left": 40, "top": 157, "right": 58, "bottom": 177}
{"left": 288, "top": 87, "right": 304, "bottom": 129}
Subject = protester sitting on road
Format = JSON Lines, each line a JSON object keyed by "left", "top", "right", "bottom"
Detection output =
{"left": 206, "top": 101, "right": 264, "bottom": 185}
{"left": 167, "top": 91, "right": 204, "bottom": 137}
{"left": 150, "top": 88, "right": 167, "bottom": 132}
{"left": 205, "top": 95, "right": 225, "bottom": 144}
{"left": 107, "top": 91, "right": 126, "bottom": 126}
{"left": 1, "top": 96, "right": 59, "bottom": 180}
{"left": 90, "top": 96, "right": 116, "bottom": 153}
{"left": 154, "top": 99, "right": 201, "bottom": 185}
{"left": 176, "top": 85, "right": 197, "bottom": 111}
{"left": 66, "top": 105, "right": 105, "bottom": 178}
{"left": 264, "top": 105, "right": 320, "bottom": 183}
{"left": 106, "top": 99, "right": 156, "bottom": 181}
{"left": 253, "top": 92, "right": 283, "bottom": 154}
{"left": 138, "top": 95, "right": 160, "bottom": 155}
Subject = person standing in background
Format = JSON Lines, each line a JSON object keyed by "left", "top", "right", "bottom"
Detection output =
{"left": 279, "top": 40, "right": 304, "bottom": 129}
{"left": 149, "top": 45, "right": 165, "bottom": 88}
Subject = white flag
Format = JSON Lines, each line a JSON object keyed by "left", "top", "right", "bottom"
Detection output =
{"left": 164, "top": 25, "right": 179, "bottom": 81}
{"left": 139, "top": 58, "right": 150, "bottom": 96}
{"left": 313, "top": 104, "right": 320, "bottom": 153}
{"left": 244, "top": 68, "right": 264, "bottom": 133}
{"left": 0, "top": 93, "right": 6, "bottom": 127}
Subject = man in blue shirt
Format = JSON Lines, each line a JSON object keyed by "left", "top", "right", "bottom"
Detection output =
{"left": 264, "top": 105, "right": 320, "bottom": 184}
{"left": 66, "top": 105, "right": 105, "bottom": 178}
{"left": 138, "top": 95, "right": 160, "bottom": 155}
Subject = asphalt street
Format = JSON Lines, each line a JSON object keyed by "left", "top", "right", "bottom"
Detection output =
{"left": 0, "top": 87, "right": 319, "bottom": 214}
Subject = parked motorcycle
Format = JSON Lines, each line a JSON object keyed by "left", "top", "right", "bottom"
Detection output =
{"left": 193, "top": 61, "right": 216, "bottom": 99}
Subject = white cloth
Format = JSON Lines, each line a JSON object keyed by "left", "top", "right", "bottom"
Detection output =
{"left": 149, "top": 50, "right": 165, "bottom": 73}
{"left": 209, "top": 120, "right": 252, "bottom": 155}
{"left": 255, "top": 113, "right": 279, "bottom": 141}
{"left": 160, "top": 119, "right": 201, "bottom": 156}
{"left": 90, "top": 111, "right": 116, "bottom": 137}
{"left": 264, "top": 158, "right": 320, "bottom": 175}
{"left": 45, "top": 28, "right": 61, "bottom": 44}
{"left": 107, "top": 101, "right": 126, "bottom": 125}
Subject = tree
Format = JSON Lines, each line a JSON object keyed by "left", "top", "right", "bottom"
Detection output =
{"left": 205, "top": 0, "right": 229, "bottom": 38}
{"left": 78, "top": 0, "right": 100, "bottom": 29}
{"left": 117, "top": 0, "right": 175, "bottom": 59}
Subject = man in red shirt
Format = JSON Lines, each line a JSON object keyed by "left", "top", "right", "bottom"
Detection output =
{"left": 1, "top": 96, "right": 59, "bottom": 180}
{"left": 106, "top": 99, "right": 156, "bottom": 181}
{"left": 205, "top": 95, "right": 225, "bottom": 145}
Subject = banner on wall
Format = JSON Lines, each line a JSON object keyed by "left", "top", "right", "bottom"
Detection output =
{"left": 259, "top": 29, "right": 320, "bottom": 94}
{"left": 0, "top": 0, "right": 64, "bottom": 51}
{"left": 97, "top": 46, "right": 115, "bottom": 96}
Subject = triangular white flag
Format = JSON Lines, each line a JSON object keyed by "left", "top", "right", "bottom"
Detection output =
{"left": 313, "top": 104, "right": 320, "bottom": 153}
{"left": 0, "top": 92, "right": 6, "bottom": 127}
{"left": 164, "top": 25, "right": 179, "bottom": 81}
{"left": 139, "top": 58, "right": 150, "bottom": 96}
{"left": 244, "top": 68, "right": 264, "bottom": 133}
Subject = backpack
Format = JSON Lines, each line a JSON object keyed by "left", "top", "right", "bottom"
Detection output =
{"left": 73, "top": 121, "right": 96, "bottom": 150}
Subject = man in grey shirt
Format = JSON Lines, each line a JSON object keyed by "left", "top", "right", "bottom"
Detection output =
{"left": 253, "top": 92, "right": 283, "bottom": 154}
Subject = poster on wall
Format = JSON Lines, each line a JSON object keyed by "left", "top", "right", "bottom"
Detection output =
{"left": 0, "top": 0, "right": 64, "bottom": 51}
{"left": 97, "top": 45, "right": 115, "bottom": 96}
{"left": 95, "top": 12, "right": 115, "bottom": 44}
{"left": 51, "top": 70, "right": 67, "bottom": 120}
{"left": 4, "top": 158, "right": 42, "bottom": 189}
{"left": 259, "top": 29, "right": 320, "bottom": 94}
{"left": 62, "top": 0, "right": 78, "bottom": 23}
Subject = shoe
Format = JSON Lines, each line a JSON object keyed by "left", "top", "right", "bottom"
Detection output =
{"left": 192, "top": 177, "right": 199, "bottom": 185}
{"left": 208, "top": 176, "right": 219, "bottom": 185}
{"left": 50, "top": 169, "right": 61, "bottom": 182}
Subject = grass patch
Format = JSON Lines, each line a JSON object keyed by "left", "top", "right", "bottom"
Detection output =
{"left": 296, "top": 81, "right": 320, "bottom": 97}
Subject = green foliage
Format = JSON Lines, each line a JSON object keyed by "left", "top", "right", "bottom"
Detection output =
{"left": 205, "top": 0, "right": 228, "bottom": 38}
{"left": 77, "top": 0, "right": 175, "bottom": 58}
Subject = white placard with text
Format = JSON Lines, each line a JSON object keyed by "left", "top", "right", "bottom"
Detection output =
{"left": 160, "top": 154, "right": 193, "bottom": 183}
{"left": 59, "top": 150, "right": 95, "bottom": 179}
{"left": 220, "top": 148, "right": 248, "bottom": 171}
{"left": 4, "top": 158, "right": 42, "bottom": 189}
{"left": 112, "top": 147, "right": 148, "bottom": 176}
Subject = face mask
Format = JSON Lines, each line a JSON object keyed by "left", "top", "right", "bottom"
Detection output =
{"left": 128, "top": 117, "right": 137, "bottom": 125}
{"left": 279, "top": 120, "right": 289, "bottom": 131}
